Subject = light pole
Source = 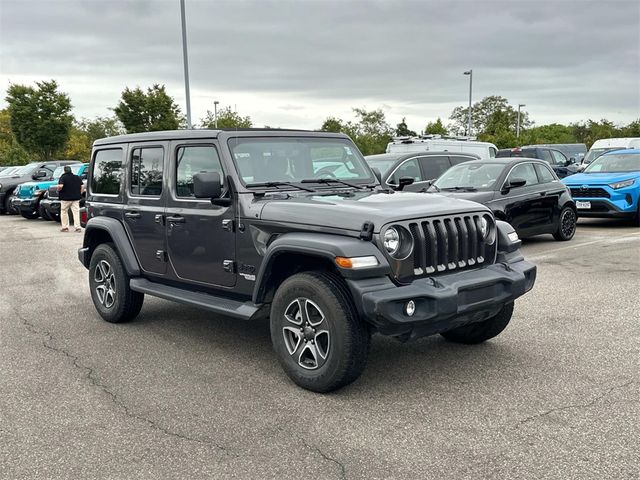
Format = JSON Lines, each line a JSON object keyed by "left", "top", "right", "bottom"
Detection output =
{"left": 463, "top": 70, "right": 473, "bottom": 136}
{"left": 517, "top": 104, "right": 526, "bottom": 138}
{"left": 213, "top": 100, "right": 219, "bottom": 128}
{"left": 179, "top": 0, "right": 192, "bottom": 129}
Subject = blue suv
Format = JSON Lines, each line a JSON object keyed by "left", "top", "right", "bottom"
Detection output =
{"left": 562, "top": 149, "right": 640, "bottom": 225}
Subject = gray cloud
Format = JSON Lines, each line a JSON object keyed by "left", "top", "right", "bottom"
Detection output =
{"left": 1, "top": 0, "right": 638, "bottom": 131}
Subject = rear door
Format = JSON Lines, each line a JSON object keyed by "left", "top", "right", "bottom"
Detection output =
{"left": 550, "top": 149, "right": 570, "bottom": 178}
{"left": 123, "top": 142, "right": 168, "bottom": 276}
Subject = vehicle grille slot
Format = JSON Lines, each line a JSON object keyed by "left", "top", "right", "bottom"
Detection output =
{"left": 473, "top": 215, "right": 485, "bottom": 262}
{"left": 409, "top": 223, "right": 426, "bottom": 273}
{"left": 570, "top": 187, "right": 609, "bottom": 198}
{"left": 433, "top": 220, "right": 448, "bottom": 271}
{"left": 422, "top": 221, "right": 437, "bottom": 273}
{"left": 444, "top": 218, "right": 458, "bottom": 269}
{"left": 465, "top": 216, "right": 477, "bottom": 265}
{"left": 454, "top": 217, "right": 468, "bottom": 267}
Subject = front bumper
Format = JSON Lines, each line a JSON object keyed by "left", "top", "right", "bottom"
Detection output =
{"left": 347, "top": 257, "right": 536, "bottom": 340}
{"left": 40, "top": 198, "right": 61, "bottom": 215}
{"left": 11, "top": 197, "right": 38, "bottom": 212}
{"left": 567, "top": 184, "right": 639, "bottom": 219}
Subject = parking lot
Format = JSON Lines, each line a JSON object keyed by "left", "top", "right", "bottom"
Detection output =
{"left": 0, "top": 216, "right": 638, "bottom": 479}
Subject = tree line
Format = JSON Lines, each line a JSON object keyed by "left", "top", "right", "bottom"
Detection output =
{"left": 1, "top": 80, "right": 638, "bottom": 165}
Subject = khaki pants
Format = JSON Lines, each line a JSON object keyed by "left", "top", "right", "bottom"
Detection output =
{"left": 60, "top": 200, "right": 80, "bottom": 229}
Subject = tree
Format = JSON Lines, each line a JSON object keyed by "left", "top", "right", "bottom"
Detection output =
{"left": 424, "top": 118, "right": 448, "bottom": 135}
{"left": 449, "top": 95, "right": 532, "bottom": 136}
{"left": 200, "top": 107, "right": 252, "bottom": 129}
{"left": 114, "top": 84, "right": 183, "bottom": 133}
{"left": 320, "top": 117, "right": 345, "bottom": 133}
{"left": 5, "top": 80, "right": 73, "bottom": 160}
{"left": 63, "top": 116, "right": 124, "bottom": 161}
{"left": 395, "top": 117, "right": 416, "bottom": 137}
{"left": 320, "top": 108, "right": 393, "bottom": 155}
{"left": 0, "top": 108, "right": 30, "bottom": 165}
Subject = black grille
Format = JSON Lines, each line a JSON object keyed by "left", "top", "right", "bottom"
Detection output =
{"left": 570, "top": 187, "right": 609, "bottom": 198}
{"left": 407, "top": 214, "right": 492, "bottom": 277}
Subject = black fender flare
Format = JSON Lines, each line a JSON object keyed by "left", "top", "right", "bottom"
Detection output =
{"left": 82, "top": 217, "right": 140, "bottom": 276}
{"left": 252, "top": 232, "right": 390, "bottom": 304}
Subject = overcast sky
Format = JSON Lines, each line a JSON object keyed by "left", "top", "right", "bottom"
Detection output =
{"left": 1, "top": 0, "right": 639, "bottom": 132}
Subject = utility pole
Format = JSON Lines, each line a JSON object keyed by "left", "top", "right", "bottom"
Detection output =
{"left": 213, "top": 100, "right": 219, "bottom": 128}
{"left": 179, "top": 0, "right": 192, "bottom": 129}
{"left": 463, "top": 69, "right": 473, "bottom": 136}
{"left": 517, "top": 104, "right": 526, "bottom": 138}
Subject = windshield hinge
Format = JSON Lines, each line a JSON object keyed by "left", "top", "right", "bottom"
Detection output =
{"left": 359, "top": 221, "right": 374, "bottom": 241}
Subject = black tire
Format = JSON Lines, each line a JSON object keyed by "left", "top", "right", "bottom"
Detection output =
{"left": 270, "top": 271, "right": 370, "bottom": 393}
{"left": 20, "top": 210, "right": 39, "bottom": 220}
{"left": 553, "top": 206, "right": 577, "bottom": 241}
{"left": 635, "top": 201, "right": 640, "bottom": 227}
{"left": 441, "top": 302, "right": 514, "bottom": 345}
{"left": 89, "top": 243, "right": 144, "bottom": 323}
{"left": 39, "top": 203, "right": 52, "bottom": 221}
{"left": 4, "top": 192, "right": 18, "bottom": 215}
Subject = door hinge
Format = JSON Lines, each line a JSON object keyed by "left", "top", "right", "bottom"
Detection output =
{"left": 223, "top": 260, "right": 235, "bottom": 273}
{"left": 222, "top": 219, "right": 235, "bottom": 232}
{"left": 155, "top": 250, "right": 167, "bottom": 262}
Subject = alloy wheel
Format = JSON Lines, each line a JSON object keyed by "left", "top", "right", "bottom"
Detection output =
{"left": 561, "top": 208, "right": 576, "bottom": 238}
{"left": 94, "top": 260, "right": 116, "bottom": 308}
{"left": 282, "top": 298, "right": 331, "bottom": 370}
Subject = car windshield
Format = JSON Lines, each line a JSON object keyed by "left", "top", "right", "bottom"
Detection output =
{"left": 433, "top": 163, "right": 504, "bottom": 191}
{"left": 583, "top": 153, "right": 639, "bottom": 173}
{"left": 3, "top": 164, "right": 37, "bottom": 176}
{"left": 364, "top": 158, "right": 399, "bottom": 175}
{"left": 52, "top": 164, "right": 82, "bottom": 179}
{"left": 583, "top": 147, "right": 622, "bottom": 164}
{"left": 228, "top": 137, "right": 374, "bottom": 186}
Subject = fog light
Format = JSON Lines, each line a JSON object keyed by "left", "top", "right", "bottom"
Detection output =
{"left": 405, "top": 300, "right": 416, "bottom": 317}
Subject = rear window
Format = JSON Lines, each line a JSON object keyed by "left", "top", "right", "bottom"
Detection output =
{"left": 91, "top": 149, "right": 123, "bottom": 195}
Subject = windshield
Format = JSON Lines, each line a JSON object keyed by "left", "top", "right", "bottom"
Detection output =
{"left": 583, "top": 147, "right": 623, "bottom": 164}
{"left": 3, "top": 164, "right": 37, "bottom": 176}
{"left": 433, "top": 163, "right": 504, "bottom": 191}
{"left": 52, "top": 164, "right": 82, "bottom": 179}
{"left": 364, "top": 159, "right": 399, "bottom": 175}
{"left": 228, "top": 137, "right": 374, "bottom": 186}
{"left": 583, "top": 153, "right": 639, "bottom": 173}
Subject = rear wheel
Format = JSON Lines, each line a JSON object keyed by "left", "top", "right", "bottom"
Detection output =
{"left": 441, "top": 303, "right": 514, "bottom": 344}
{"left": 20, "top": 209, "right": 39, "bottom": 220}
{"left": 553, "top": 206, "right": 576, "bottom": 241}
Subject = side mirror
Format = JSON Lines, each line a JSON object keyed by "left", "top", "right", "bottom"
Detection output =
{"left": 193, "top": 171, "right": 222, "bottom": 199}
{"left": 396, "top": 176, "right": 415, "bottom": 191}
{"left": 502, "top": 177, "right": 526, "bottom": 193}
{"left": 371, "top": 167, "right": 382, "bottom": 183}
{"left": 32, "top": 170, "right": 48, "bottom": 180}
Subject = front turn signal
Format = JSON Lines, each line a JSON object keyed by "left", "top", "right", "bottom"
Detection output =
{"left": 335, "top": 256, "right": 379, "bottom": 269}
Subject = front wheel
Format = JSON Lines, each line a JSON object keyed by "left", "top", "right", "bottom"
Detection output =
{"left": 441, "top": 303, "right": 514, "bottom": 344}
{"left": 553, "top": 206, "right": 577, "bottom": 241}
{"left": 89, "top": 243, "right": 144, "bottom": 323}
{"left": 270, "top": 272, "right": 370, "bottom": 392}
{"left": 39, "top": 203, "right": 52, "bottom": 221}
{"left": 20, "top": 210, "right": 39, "bottom": 220}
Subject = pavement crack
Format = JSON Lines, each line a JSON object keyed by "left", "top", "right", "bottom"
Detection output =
{"left": 518, "top": 381, "right": 635, "bottom": 425}
{"left": 301, "top": 439, "right": 347, "bottom": 480}
{"left": 15, "top": 308, "right": 237, "bottom": 456}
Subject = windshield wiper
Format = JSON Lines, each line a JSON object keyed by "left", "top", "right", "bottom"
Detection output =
{"left": 430, "top": 183, "right": 440, "bottom": 192}
{"left": 441, "top": 186, "right": 477, "bottom": 192}
{"left": 300, "top": 178, "right": 367, "bottom": 190}
{"left": 245, "top": 181, "right": 316, "bottom": 192}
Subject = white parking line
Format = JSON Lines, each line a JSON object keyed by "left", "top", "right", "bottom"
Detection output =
{"left": 526, "top": 231, "right": 640, "bottom": 262}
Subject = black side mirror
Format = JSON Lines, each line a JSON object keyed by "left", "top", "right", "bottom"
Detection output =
{"left": 32, "top": 170, "right": 48, "bottom": 180}
{"left": 506, "top": 177, "right": 527, "bottom": 190}
{"left": 193, "top": 171, "right": 222, "bottom": 199}
{"left": 371, "top": 167, "right": 382, "bottom": 183}
{"left": 396, "top": 176, "right": 415, "bottom": 191}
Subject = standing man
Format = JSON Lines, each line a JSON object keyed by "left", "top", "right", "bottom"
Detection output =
{"left": 57, "top": 166, "right": 84, "bottom": 232}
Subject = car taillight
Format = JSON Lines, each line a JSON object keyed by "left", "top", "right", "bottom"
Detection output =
{"left": 81, "top": 209, "right": 88, "bottom": 224}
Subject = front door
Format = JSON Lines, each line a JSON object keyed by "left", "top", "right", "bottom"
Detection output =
{"left": 502, "top": 162, "right": 544, "bottom": 234}
{"left": 165, "top": 141, "right": 236, "bottom": 288}
{"left": 123, "top": 143, "right": 167, "bottom": 275}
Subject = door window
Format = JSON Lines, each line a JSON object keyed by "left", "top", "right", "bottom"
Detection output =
{"left": 130, "top": 147, "right": 164, "bottom": 196}
{"left": 539, "top": 149, "right": 555, "bottom": 164}
{"left": 176, "top": 145, "right": 224, "bottom": 198}
{"left": 389, "top": 158, "right": 422, "bottom": 185}
{"left": 449, "top": 155, "right": 474, "bottom": 166}
{"left": 534, "top": 163, "right": 556, "bottom": 183}
{"left": 91, "top": 149, "right": 123, "bottom": 195}
{"left": 508, "top": 163, "right": 539, "bottom": 187}
{"left": 418, "top": 156, "right": 451, "bottom": 180}
{"left": 551, "top": 150, "right": 567, "bottom": 165}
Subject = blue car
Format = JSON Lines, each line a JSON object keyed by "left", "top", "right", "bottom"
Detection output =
{"left": 562, "top": 149, "right": 640, "bottom": 225}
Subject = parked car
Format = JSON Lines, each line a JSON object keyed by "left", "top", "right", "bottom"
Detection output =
{"left": 78, "top": 129, "right": 536, "bottom": 392}
{"left": 12, "top": 163, "right": 87, "bottom": 219}
{"left": 36, "top": 163, "right": 89, "bottom": 221}
{"left": 0, "top": 161, "right": 79, "bottom": 214}
{"left": 496, "top": 146, "right": 578, "bottom": 178}
{"left": 581, "top": 138, "right": 640, "bottom": 169}
{"left": 524, "top": 143, "right": 587, "bottom": 163}
{"left": 386, "top": 134, "right": 498, "bottom": 159}
{"left": 364, "top": 152, "right": 480, "bottom": 191}
{"left": 427, "top": 157, "right": 577, "bottom": 241}
{"left": 562, "top": 149, "right": 640, "bottom": 225}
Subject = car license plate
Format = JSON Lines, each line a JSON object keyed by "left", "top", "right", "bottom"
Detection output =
{"left": 576, "top": 201, "right": 591, "bottom": 209}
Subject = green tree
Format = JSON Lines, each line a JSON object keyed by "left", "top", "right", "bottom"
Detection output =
{"left": 449, "top": 95, "right": 532, "bottom": 136}
{"left": 63, "top": 116, "right": 124, "bottom": 161}
{"left": 320, "top": 117, "right": 344, "bottom": 133}
{"left": 5, "top": 80, "right": 73, "bottom": 160}
{"left": 114, "top": 84, "right": 182, "bottom": 133}
{"left": 424, "top": 118, "right": 448, "bottom": 135}
{"left": 200, "top": 107, "right": 252, "bottom": 129}
{"left": 0, "top": 108, "right": 31, "bottom": 165}
{"left": 319, "top": 108, "right": 393, "bottom": 155}
{"left": 395, "top": 117, "right": 416, "bottom": 137}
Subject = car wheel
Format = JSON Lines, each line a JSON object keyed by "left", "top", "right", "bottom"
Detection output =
{"left": 89, "top": 243, "right": 144, "bottom": 323}
{"left": 20, "top": 210, "right": 39, "bottom": 220}
{"left": 270, "top": 271, "right": 370, "bottom": 392}
{"left": 38, "top": 204, "right": 52, "bottom": 221}
{"left": 553, "top": 206, "right": 577, "bottom": 241}
{"left": 636, "top": 201, "right": 640, "bottom": 227}
{"left": 4, "top": 192, "right": 18, "bottom": 215}
{"left": 441, "top": 302, "right": 514, "bottom": 344}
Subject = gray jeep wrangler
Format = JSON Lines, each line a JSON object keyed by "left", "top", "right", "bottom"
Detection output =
{"left": 78, "top": 129, "right": 536, "bottom": 392}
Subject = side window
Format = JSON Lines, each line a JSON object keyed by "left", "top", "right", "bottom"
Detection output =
{"left": 130, "top": 147, "right": 164, "bottom": 196}
{"left": 489, "top": 147, "right": 497, "bottom": 158}
{"left": 539, "top": 149, "right": 554, "bottom": 164}
{"left": 450, "top": 155, "right": 473, "bottom": 166}
{"left": 534, "top": 163, "right": 556, "bottom": 183}
{"left": 91, "top": 149, "right": 123, "bottom": 195}
{"left": 551, "top": 150, "right": 567, "bottom": 165}
{"left": 419, "top": 156, "right": 451, "bottom": 180}
{"left": 389, "top": 158, "right": 422, "bottom": 185}
{"left": 176, "top": 145, "right": 224, "bottom": 198}
{"left": 508, "top": 163, "right": 539, "bottom": 187}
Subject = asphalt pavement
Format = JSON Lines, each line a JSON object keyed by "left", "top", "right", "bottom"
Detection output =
{"left": 0, "top": 215, "right": 638, "bottom": 479}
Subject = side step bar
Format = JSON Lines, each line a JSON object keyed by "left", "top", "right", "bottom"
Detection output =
{"left": 130, "top": 278, "right": 260, "bottom": 320}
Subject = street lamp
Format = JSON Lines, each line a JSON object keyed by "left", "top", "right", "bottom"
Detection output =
{"left": 517, "top": 104, "right": 526, "bottom": 138}
{"left": 463, "top": 70, "right": 473, "bottom": 136}
{"left": 213, "top": 100, "right": 219, "bottom": 128}
{"left": 179, "top": 0, "right": 192, "bottom": 129}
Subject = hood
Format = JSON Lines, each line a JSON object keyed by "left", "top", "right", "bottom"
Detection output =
{"left": 562, "top": 172, "right": 640, "bottom": 186}
{"left": 17, "top": 179, "right": 56, "bottom": 198}
{"left": 428, "top": 190, "right": 494, "bottom": 204}
{"left": 258, "top": 190, "right": 490, "bottom": 232}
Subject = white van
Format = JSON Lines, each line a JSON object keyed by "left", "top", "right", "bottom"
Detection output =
{"left": 386, "top": 135, "right": 498, "bottom": 159}
{"left": 582, "top": 137, "right": 640, "bottom": 166}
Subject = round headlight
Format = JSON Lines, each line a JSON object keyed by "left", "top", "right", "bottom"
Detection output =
{"left": 383, "top": 227, "right": 400, "bottom": 254}
{"left": 480, "top": 216, "right": 489, "bottom": 239}
{"left": 480, "top": 214, "right": 496, "bottom": 245}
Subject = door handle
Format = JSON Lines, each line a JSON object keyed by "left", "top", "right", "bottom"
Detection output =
{"left": 539, "top": 192, "right": 547, "bottom": 196}
{"left": 125, "top": 211, "right": 141, "bottom": 219}
{"left": 167, "top": 216, "right": 185, "bottom": 224}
